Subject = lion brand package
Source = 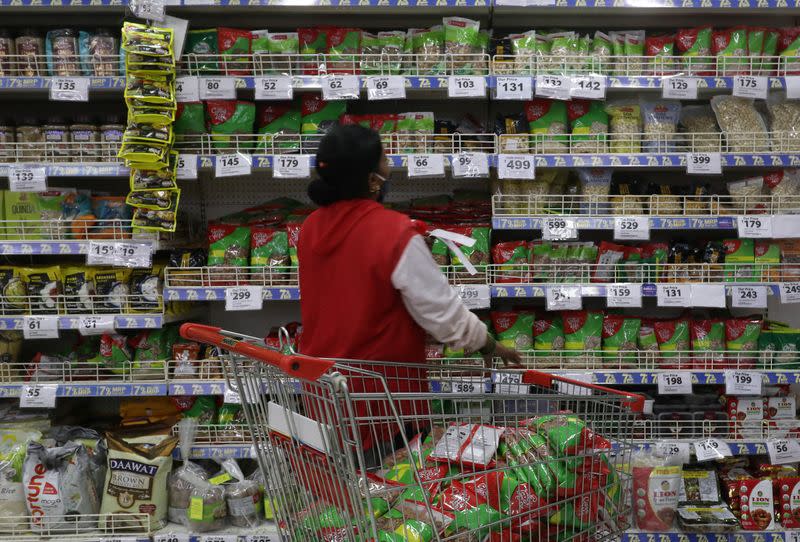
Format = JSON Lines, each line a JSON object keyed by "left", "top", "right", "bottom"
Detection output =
{"left": 100, "top": 433, "right": 178, "bottom": 531}
{"left": 739, "top": 478, "right": 776, "bottom": 530}
{"left": 632, "top": 451, "right": 681, "bottom": 530}
{"left": 24, "top": 442, "right": 99, "bottom": 532}
{"left": 778, "top": 477, "right": 800, "bottom": 528}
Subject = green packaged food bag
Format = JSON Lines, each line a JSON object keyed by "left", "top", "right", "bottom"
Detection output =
{"left": 525, "top": 99, "right": 568, "bottom": 153}
{"left": 446, "top": 226, "right": 489, "bottom": 270}
{"left": 591, "top": 31, "right": 613, "bottom": 74}
{"left": 206, "top": 100, "right": 256, "bottom": 150}
{"left": 676, "top": 26, "right": 713, "bottom": 74}
{"left": 510, "top": 31, "right": 539, "bottom": 74}
{"left": 328, "top": 28, "right": 362, "bottom": 71}
{"left": 300, "top": 95, "right": 346, "bottom": 136}
{"left": 410, "top": 26, "right": 444, "bottom": 75}
{"left": 445, "top": 503, "right": 501, "bottom": 540}
{"left": 184, "top": 395, "right": 217, "bottom": 424}
{"left": 174, "top": 102, "right": 205, "bottom": 135}
{"left": 723, "top": 239, "right": 755, "bottom": 282}
{"left": 759, "top": 29, "right": 780, "bottom": 75}
{"left": 256, "top": 106, "right": 301, "bottom": 153}
{"left": 5, "top": 192, "right": 41, "bottom": 239}
{"left": 563, "top": 311, "right": 603, "bottom": 351}
{"left": 714, "top": 27, "right": 748, "bottom": 75}
{"left": 758, "top": 328, "right": 800, "bottom": 369}
{"left": 184, "top": 29, "right": 218, "bottom": 73}
{"left": 217, "top": 27, "right": 251, "bottom": 75}
{"left": 443, "top": 17, "right": 482, "bottom": 75}
{"left": 491, "top": 311, "right": 534, "bottom": 351}
{"left": 602, "top": 315, "right": 641, "bottom": 364}
{"left": 568, "top": 100, "right": 608, "bottom": 154}
{"left": 250, "top": 226, "right": 289, "bottom": 270}
{"left": 208, "top": 223, "right": 251, "bottom": 267}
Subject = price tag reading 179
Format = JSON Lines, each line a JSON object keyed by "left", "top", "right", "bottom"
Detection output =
{"left": 273, "top": 155, "right": 310, "bottom": 179}
{"left": 49, "top": 77, "right": 89, "bottom": 101}
{"left": 694, "top": 438, "right": 732, "bottom": 462}
{"left": 737, "top": 215, "right": 773, "bottom": 238}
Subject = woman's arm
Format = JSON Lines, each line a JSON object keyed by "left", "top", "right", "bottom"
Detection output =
{"left": 390, "top": 235, "right": 520, "bottom": 365}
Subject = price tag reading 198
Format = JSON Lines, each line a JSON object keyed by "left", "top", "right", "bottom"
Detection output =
{"left": 657, "top": 371, "right": 693, "bottom": 395}
{"left": 497, "top": 154, "right": 535, "bottom": 180}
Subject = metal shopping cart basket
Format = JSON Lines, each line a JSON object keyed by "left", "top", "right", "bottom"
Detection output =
{"left": 181, "top": 323, "right": 646, "bottom": 542}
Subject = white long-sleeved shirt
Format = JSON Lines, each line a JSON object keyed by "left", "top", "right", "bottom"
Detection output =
{"left": 390, "top": 234, "right": 488, "bottom": 353}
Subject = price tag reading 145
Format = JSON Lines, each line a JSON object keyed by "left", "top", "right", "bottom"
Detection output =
{"left": 215, "top": 153, "right": 252, "bottom": 178}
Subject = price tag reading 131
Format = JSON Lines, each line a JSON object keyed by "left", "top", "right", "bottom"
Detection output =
{"left": 657, "top": 284, "right": 690, "bottom": 307}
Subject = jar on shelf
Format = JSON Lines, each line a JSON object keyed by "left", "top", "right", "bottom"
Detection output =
{"left": 0, "top": 122, "right": 15, "bottom": 162}
{"left": 15, "top": 29, "right": 43, "bottom": 77}
{"left": 70, "top": 117, "right": 100, "bottom": 162}
{"left": 86, "top": 29, "right": 118, "bottom": 77}
{"left": 46, "top": 29, "right": 79, "bottom": 77}
{"left": 99, "top": 116, "right": 124, "bottom": 162}
{"left": 43, "top": 117, "right": 70, "bottom": 162}
{"left": 0, "top": 29, "right": 13, "bottom": 77}
{"left": 16, "top": 121, "right": 43, "bottom": 162}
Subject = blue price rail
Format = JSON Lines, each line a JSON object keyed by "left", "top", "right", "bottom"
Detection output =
{"left": 492, "top": 216, "right": 737, "bottom": 231}
{"left": 0, "top": 76, "right": 123, "bottom": 89}
{"left": 0, "top": 383, "right": 168, "bottom": 398}
{"left": 622, "top": 533, "right": 791, "bottom": 542}
{"left": 165, "top": 287, "right": 300, "bottom": 302}
{"left": 0, "top": 314, "right": 164, "bottom": 331}
{"left": 593, "top": 371, "right": 800, "bottom": 386}
{"left": 491, "top": 284, "right": 783, "bottom": 298}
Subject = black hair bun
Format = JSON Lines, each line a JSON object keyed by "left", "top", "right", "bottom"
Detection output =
{"left": 307, "top": 178, "right": 339, "bottom": 206}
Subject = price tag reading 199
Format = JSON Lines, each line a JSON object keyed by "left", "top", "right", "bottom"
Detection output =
{"left": 725, "top": 370, "right": 762, "bottom": 395}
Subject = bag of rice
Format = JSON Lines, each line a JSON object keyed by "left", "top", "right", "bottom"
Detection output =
{"left": 0, "top": 430, "right": 41, "bottom": 533}
{"left": 100, "top": 433, "right": 178, "bottom": 531}
{"left": 525, "top": 99, "right": 568, "bottom": 154}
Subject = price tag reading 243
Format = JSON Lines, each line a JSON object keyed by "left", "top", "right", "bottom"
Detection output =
{"left": 546, "top": 286, "right": 581, "bottom": 310}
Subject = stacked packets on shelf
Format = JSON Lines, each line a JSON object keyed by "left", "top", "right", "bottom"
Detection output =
{"left": 119, "top": 22, "right": 181, "bottom": 233}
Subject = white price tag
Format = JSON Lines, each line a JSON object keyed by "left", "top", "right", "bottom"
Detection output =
{"left": 273, "top": 154, "right": 311, "bottom": 179}
{"left": 656, "top": 441, "right": 692, "bottom": 466}
{"left": 613, "top": 216, "right": 649, "bottom": 241}
{"left": 407, "top": 154, "right": 445, "bottom": 178}
{"left": 786, "top": 532, "right": 800, "bottom": 542}
{"left": 321, "top": 75, "right": 360, "bottom": 100}
{"left": 176, "top": 153, "right": 197, "bottom": 179}
{"left": 768, "top": 439, "right": 800, "bottom": 465}
{"left": 570, "top": 75, "right": 606, "bottom": 99}
{"left": 606, "top": 283, "right": 642, "bottom": 308}
{"left": 733, "top": 75, "right": 768, "bottom": 100}
{"left": 87, "top": 241, "right": 117, "bottom": 266}
{"left": 662, "top": 76, "right": 698, "bottom": 100}
{"left": 8, "top": 166, "right": 46, "bottom": 192}
{"left": 691, "top": 284, "right": 726, "bottom": 308}
{"left": 657, "top": 284, "right": 691, "bottom": 307}
{"left": 153, "top": 533, "right": 190, "bottom": 542}
{"left": 114, "top": 242, "right": 152, "bottom": 268}
{"left": 49, "top": 77, "right": 89, "bottom": 101}
{"left": 245, "top": 535, "right": 280, "bottom": 542}
{"left": 542, "top": 217, "right": 577, "bottom": 241}
{"left": 693, "top": 438, "right": 732, "bottom": 462}
{"left": 781, "top": 282, "right": 800, "bottom": 303}
{"left": 732, "top": 285, "right": 768, "bottom": 309}
{"left": 215, "top": 153, "right": 252, "bottom": 178}
{"left": 130, "top": 0, "right": 165, "bottom": 20}
{"left": 786, "top": 76, "right": 800, "bottom": 100}
{"left": 495, "top": 76, "right": 533, "bottom": 100}
{"left": 737, "top": 215, "right": 773, "bottom": 238}
{"left": 78, "top": 315, "right": 115, "bottom": 336}
{"left": 175, "top": 76, "right": 199, "bottom": 102}
{"left": 497, "top": 154, "right": 535, "bottom": 180}
{"left": 23, "top": 316, "right": 59, "bottom": 340}
{"left": 223, "top": 385, "right": 241, "bottom": 404}
{"left": 494, "top": 372, "right": 526, "bottom": 395}
{"left": 687, "top": 152, "right": 722, "bottom": 175}
{"left": 725, "top": 370, "right": 762, "bottom": 395}
{"left": 535, "top": 74, "right": 570, "bottom": 100}
{"left": 225, "top": 286, "right": 263, "bottom": 311}
{"left": 199, "top": 536, "right": 238, "bottom": 542}
{"left": 451, "top": 152, "right": 489, "bottom": 178}
{"left": 448, "top": 76, "right": 486, "bottom": 98}
{"left": 546, "top": 285, "right": 582, "bottom": 310}
{"left": 366, "top": 76, "right": 406, "bottom": 100}
{"left": 657, "top": 371, "right": 693, "bottom": 395}
{"left": 450, "top": 378, "right": 484, "bottom": 394}
{"left": 19, "top": 383, "right": 57, "bottom": 409}
{"left": 452, "top": 284, "right": 490, "bottom": 310}
{"left": 199, "top": 77, "right": 236, "bottom": 100}
{"left": 254, "top": 76, "right": 293, "bottom": 100}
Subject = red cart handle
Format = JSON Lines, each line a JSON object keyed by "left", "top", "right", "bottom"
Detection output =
{"left": 523, "top": 370, "right": 646, "bottom": 413}
{"left": 180, "top": 323, "right": 335, "bottom": 382}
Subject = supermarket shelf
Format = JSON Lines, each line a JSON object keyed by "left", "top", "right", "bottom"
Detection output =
{"left": 0, "top": 162, "right": 127, "bottom": 177}
{"left": 0, "top": 220, "right": 160, "bottom": 255}
{"left": 165, "top": 286, "right": 300, "bottom": 301}
{"left": 490, "top": 283, "right": 783, "bottom": 298}
{"left": 593, "top": 371, "right": 800, "bottom": 386}
{"left": 0, "top": 76, "right": 123, "bottom": 90}
{"left": 153, "top": 523, "right": 282, "bottom": 542}
{"left": 0, "top": 0, "right": 794, "bottom": 6}
{"left": 495, "top": 0, "right": 798, "bottom": 8}
{"left": 0, "top": 513, "right": 150, "bottom": 541}
{"left": 0, "top": 313, "right": 164, "bottom": 330}
{"left": 622, "top": 533, "right": 789, "bottom": 542}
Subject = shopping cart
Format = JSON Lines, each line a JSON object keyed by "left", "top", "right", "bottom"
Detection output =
{"left": 181, "top": 323, "right": 646, "bottom": 542}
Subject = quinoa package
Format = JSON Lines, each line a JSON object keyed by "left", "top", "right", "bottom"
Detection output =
{"left": 21, "top": 266, "right": 61, "bottom": 314}
{"left": 568, "top": 100, "right": 608, "bottom": 154}
{"left": 100, "top": 433, "right": 178, "bottom": 531}
{"left": 443, "top": 17, "right": 483, "bottom": 75}
{"left": 563, "top": 311, "right": 602, "bottom": 351}
{"left": 525, "top": 99, "right": 568, "bottom": 154}
{"left": 24, "top": 441, "right": 99, "bottom": 533}
{"left": 641, "top": 99, "right": 681, "bottom": 153}
{"left": 655, "top": 318, "right": 691, "bottom": 368}
{"left": 491, "top": 311, "right": 534, "bottom": 351}
{"left": 606, "top": 100, "right": 642, "bottom": 153}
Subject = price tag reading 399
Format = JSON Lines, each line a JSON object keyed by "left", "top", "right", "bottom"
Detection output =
{"left": 546, "top": 286, "right": 582, "bottom": 311}
{"left": 686, "top": 152, "right": 722, "bottom": 175}
{"left": 497, "top": 154, "right": 534, "bottom": 180}
{"left": 657, "top": 371, "right": 693, "bottom": 395}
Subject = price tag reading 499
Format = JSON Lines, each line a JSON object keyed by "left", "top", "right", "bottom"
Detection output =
{"left": 497, "top": 154, "right": 534, "bottom": 180}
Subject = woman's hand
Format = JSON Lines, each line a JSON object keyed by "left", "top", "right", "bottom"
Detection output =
{"left": 494, "top": 343, "right": 523, "bottom": 367}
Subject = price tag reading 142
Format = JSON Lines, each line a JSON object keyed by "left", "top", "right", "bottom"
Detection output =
{"left": 657, "top": 371, "right": 693, "bottom": 395}
{"left": 570, "top": 75, "right": 606, "bottom": 100}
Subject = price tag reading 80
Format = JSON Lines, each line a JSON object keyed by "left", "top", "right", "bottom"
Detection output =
{"left": 199, "top": 77, "right": 236, "bottom": 100}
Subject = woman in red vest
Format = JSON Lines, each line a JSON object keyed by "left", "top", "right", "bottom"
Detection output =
{"left": 298, "top": 125, "right": 520, "bottom": 464}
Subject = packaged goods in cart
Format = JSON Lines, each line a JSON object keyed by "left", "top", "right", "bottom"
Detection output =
{"left": 632, "top": 450, "right": 681, "bottom": 530}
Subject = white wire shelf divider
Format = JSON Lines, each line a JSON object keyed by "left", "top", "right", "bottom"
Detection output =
{"left": 0, "top": 140, "right": 122, "bottom": 163}
{"left": 164, "top": 265, "right": 298, "bottom": 288}
{"left": 1, "top": 293, "right": 164, "bottom": 317}
{"left": 0, "top": 513, "right": 151, "bottom": 541}
{"left": 485, "top": 262, "right": 800, "bottom": 284}
{"left": 2, "top": 53, "right": 799, "bottom": 79}
{"left": 0, "top": 219, "right": 156, "bottom": 242}
{"left": 434, "top": 350, "right": 799, "bottom": 372}
{"left": 492, "top": 194, "right": 800, "bottom": 218}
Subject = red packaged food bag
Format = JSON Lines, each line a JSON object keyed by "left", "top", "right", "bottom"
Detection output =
{"left": 766, "top": 395, "right": 796, "bottom": 419}
{"left": 217, "top": 28, "right": 252, "bottom": 75}
{"left": 725, "top": 395, "right": 765, "bottom": 439}
{"left": 257, "top": 102, "right": 294, "bottom": 129}
{"left": 778, "top": 477, "right": 800, "bottom": 528}
{"left": 675, "top": 26, "right": 714, "bottom": 75}
{"left": 645, "top": 34, "right": 676, "bottom": 75}
{"left": 632, "top": 464, "right": 681, "bottom": 530}
{"left": 438, "top": 480, "right": 486, "bottom": 512}
{"left": 740, "top": 478, "right": 776, "bottom": 530}
{"left": 327, "top": 27, "right": 362, "bottom": 74}
{"left": 713, "top": 26, "right": 749, "bottom": 75}
{"left": 593, "top": 241, "right": 626, "bottom": 283}
{"left": 492, "top": 241, "right": 530, "bottom": 283}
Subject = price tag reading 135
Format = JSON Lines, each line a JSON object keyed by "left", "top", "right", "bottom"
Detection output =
{"left": 50, "top": 77, "right": 89, "bottom": 102}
